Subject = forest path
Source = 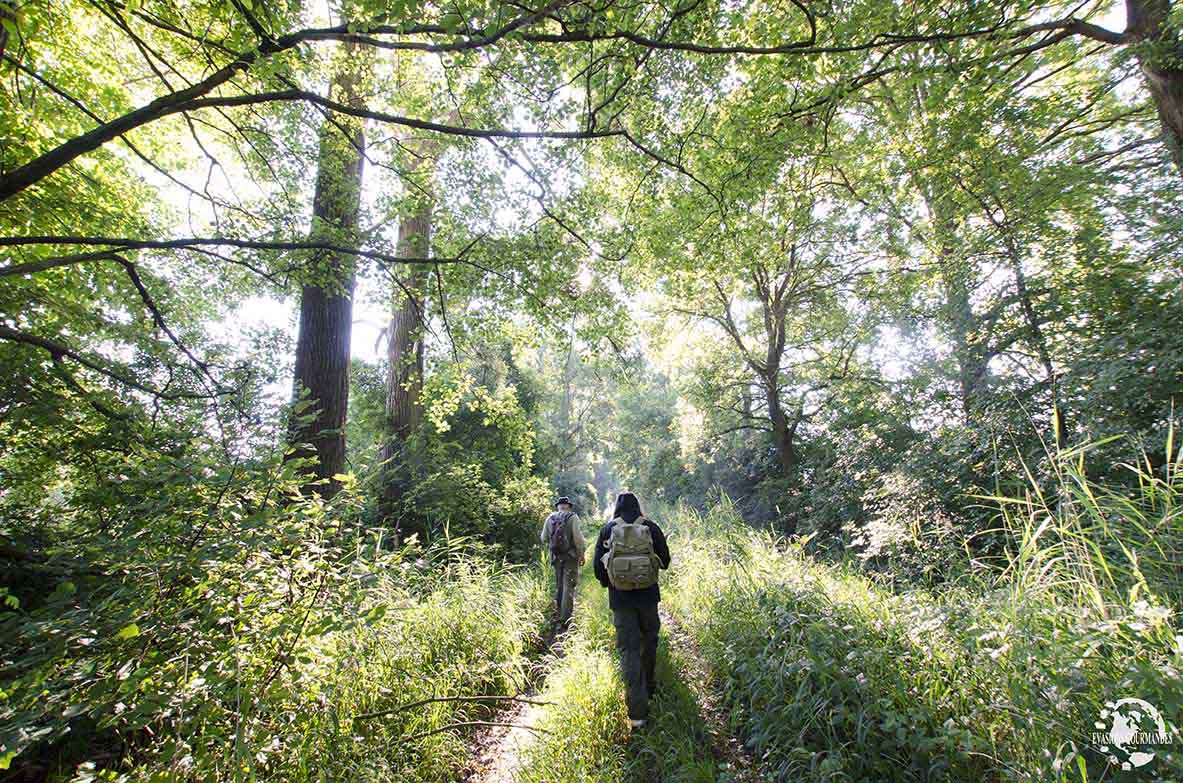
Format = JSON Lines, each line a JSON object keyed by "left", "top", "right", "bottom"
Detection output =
{"left": 464, "top": 571, "right": 573, "bottom": 783}
{"left": 465, "top": 679, "right": 555, "bottom": 783}
{"left": 467, "top": 555, "right": 769, "bottom": 783}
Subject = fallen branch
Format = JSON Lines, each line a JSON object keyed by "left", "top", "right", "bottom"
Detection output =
{"left": 403, "top": 721, "right": 552, "bottom": 742}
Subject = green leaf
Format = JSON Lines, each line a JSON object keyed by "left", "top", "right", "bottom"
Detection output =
{"left": 115, "top": 623, "right": 140, "bottom": 640}
{"left": 363, "top": 604, "right": 388, "bottom": 623}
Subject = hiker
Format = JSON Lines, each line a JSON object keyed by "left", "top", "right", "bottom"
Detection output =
{"left": 593, "top": 491, "right": 671, "bottom": 728}
{"left": 542, "top": 495, "right": 586, "bottom": 627}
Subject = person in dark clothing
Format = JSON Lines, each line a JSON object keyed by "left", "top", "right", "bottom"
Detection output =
{"left": 593, "top": 491, "right": 671, "bottom": 728}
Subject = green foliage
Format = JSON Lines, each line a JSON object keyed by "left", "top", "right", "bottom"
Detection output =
{"left": 846, "top": 468, "right": 966, "bottom": 585}
{"left": 515, "top": 566, "right": 629, "bottom": 783}
{"left": 663, "top": 479, "right": 1182, "bottom": 782}
{"left": 0, "top": 457, "right": 550, "bottom": 779}
{"left": 4, "top": 0, "right": 1183, "bottom": 779}
{"left": 0, "top": 361, "right": 552, "bottom": 781}
{"left": 392, "top": 367, "right": 552, "bottom": 560}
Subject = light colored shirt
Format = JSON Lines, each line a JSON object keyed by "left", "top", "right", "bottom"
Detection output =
{"left": 541, "top": 511, "right": 587, "bottom": 556}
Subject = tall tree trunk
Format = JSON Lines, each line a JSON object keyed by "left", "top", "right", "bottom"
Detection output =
{"left": 766, "top": 381, "right": 799, "bottom": 481}
{"left": 378, "top": 207, "right": 430, "bottom": 523}
{"left": 761, "top": 290, "right": 799, "bottom": 490}
{"left": 1129, "top": 0, "right": 1183, "bottom": 173}
{"left": 287, "top": 56, "right": 366, "bottom": 498}
{"left": 764, "top": 375, "right": 801, "bottom": 535}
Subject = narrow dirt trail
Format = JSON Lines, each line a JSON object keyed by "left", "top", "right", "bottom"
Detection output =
{"left": 465, "top": 560, "right": 769, "bottom": 783}
{"left": 465, "top": 578, "right": 575, "bottom": 783}
{"left": 465, "top": 689, "right": 553, "bottom": 783}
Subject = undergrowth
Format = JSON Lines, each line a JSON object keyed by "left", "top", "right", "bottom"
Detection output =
{"left": 1, "top": 476, "right": 549, "bottom": 782}
{"left": 662, "top": 443, "right": 1183, "bottom": 782}
{"left": 514, "top": 564, "right": 630, "bottom": 783}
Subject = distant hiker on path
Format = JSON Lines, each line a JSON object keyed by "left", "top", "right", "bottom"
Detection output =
{"left": 593, "top": 491, "right": 671, "bottom": 728}
{"left": 542, "top": 496, "right": 586, "bottom": 627}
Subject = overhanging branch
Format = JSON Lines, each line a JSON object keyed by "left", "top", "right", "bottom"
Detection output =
{"left": 0, "top": 235, "right": 463, "bottom": 270}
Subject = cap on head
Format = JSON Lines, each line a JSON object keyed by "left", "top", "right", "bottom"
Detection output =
{"left": 555, "top": 496, "right": 573, "bottom": 509}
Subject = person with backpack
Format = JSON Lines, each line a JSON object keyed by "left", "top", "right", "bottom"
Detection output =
{"left": 593, "top": 491, "right": 671, "bottom": 728}
{"left": 541, "top": 496, "right": 586, "bottom": 627}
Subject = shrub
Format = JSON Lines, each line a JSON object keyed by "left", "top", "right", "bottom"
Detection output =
{"left": 389, "top": 370, "right": 553, "bottom": 560}
{"left": 845, "top": 468, "right": 967, "bottom": 585}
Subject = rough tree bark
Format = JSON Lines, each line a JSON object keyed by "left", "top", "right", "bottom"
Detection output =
{"left": 286, "top": 56, "right": 366, "bottom": 497}
{"left": 1128, "top": 0, "right": 1183, "bottom": 173}
{"left": 378, "top": 206, "right": 430, "bottom": 522}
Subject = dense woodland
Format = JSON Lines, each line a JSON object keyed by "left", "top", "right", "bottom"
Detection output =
{"left": 1, "top": 0, "right": 1181, "bottom": 780}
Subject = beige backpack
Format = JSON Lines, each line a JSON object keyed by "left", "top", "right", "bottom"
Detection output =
{"left": 602, "top": 517, "right": 659, "bottom": 590}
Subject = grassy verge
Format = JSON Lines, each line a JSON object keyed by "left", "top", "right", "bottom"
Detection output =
{"left": 513, "top": 562, "right": 630, "bottom": 783}
{"left": 274, "top": 558, "right": 551, "bottom": 782}
{"left": 1, "top": 459, "right": 553, "bottom": 783}
{"left": 661, "top": 500, "right": 1182, "bottom": 782}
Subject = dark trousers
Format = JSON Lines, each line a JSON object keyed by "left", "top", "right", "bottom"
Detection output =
{"left": 553, "top": 557, "right": 579, "bottom": 625}
{"left": 611, "top": 603, "right": 660, "bottom": 720}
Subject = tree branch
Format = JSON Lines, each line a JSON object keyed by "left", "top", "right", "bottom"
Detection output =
{"left": 0, "top": 235, "right": 459, "bottom": 268}
{"left": 0, "top": 325, "right": 208, "bottom": 401}
{"left": 0, "top": 1, "right": 579, "bottom": 202}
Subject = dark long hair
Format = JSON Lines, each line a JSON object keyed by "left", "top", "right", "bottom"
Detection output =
{"left": 613, "top": 491, "right": 643, "bottom": 523}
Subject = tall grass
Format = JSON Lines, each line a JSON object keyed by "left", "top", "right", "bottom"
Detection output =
{"left": 994, "top": 436, "right": 1182, "bottom": 617}
{"left": 245, "top": 557, "right": 551, "bottom": 782}
{"left": 3, "top": 532, "right": 550, "bottom": 783}
{"left": 514, "top": 564, "right": 631, "bottom": 783}
{"left": 661, "top": 446, "right": 1183, "bottom": 782}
